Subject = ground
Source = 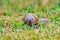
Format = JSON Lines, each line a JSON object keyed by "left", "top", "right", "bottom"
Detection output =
{"left": 0, "top": 0, "right": 60, "bottom": 40}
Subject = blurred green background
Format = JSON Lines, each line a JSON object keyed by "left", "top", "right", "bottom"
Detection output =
{"left": 0, "top": 0, "right": 60, "bottom": 40}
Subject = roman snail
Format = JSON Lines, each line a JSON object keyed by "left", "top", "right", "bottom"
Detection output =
{"left": 23, "top": 13, "right": 38, "bottom": 28}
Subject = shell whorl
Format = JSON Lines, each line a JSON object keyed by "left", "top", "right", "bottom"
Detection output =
{"left": 23, "top": 13, "right": 38, "bottom": 27}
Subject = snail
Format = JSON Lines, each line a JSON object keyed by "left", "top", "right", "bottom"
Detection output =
{"left": 23, "top": 13, "right": 38, "bottom": 28}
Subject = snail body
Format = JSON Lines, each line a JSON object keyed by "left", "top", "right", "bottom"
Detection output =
{"left": 39, "top": 18, "right": 50, "bottom": 24}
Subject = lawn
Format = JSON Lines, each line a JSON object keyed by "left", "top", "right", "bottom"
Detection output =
{"left": 0, "top": 0, "right": 60, "bottom": 40}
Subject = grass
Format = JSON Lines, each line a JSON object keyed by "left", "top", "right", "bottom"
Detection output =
{"left": 0, "top": 0, "right": 60, "bottom": 40}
